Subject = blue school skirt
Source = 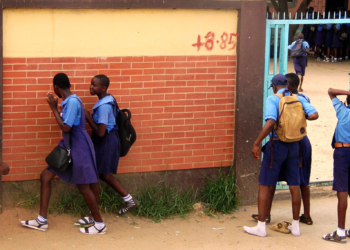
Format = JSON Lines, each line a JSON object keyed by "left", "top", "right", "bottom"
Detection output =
{"left": 91, "top": 129, "right": 120, "bottom": 175}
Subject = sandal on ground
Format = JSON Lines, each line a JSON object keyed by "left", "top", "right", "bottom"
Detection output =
{"left": 251, "top": 214, "right": 271, "bottom": 223}
{"left": 346, "top": 230, "right": 350, "bottom": 237}
{"left": 74, "top": 216, "right": 94, "bottom": 227}
{"left": 118, "top": 197, "right": 139, "bottom": 215}
{"left": 299, "top": 214, "right": 313, "bottom": 225}
{"left": 269, "top": 221, "right": 291, "bottom": 234}
{"left": 299, "top": 88, "right": 303, "bottom": 92}
{"left": 322, "top": 231, "right": 347, "bottom": 243}
{"left": 79, "top": 223, "right": 107, "bottom": 235}
{"left": 20, "top": 219, "right": 48, "bottom": 232}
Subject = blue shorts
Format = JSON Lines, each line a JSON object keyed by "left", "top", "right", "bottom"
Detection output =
{"left": 279, "top": 136, "right": 311, "bottom": 185}
{"left": 333, "top": 147, "right": 350, "bottom": 192}
{"left": 293, "top": 57, "right": 307, "bottom": 76}
{"left": 259, "top": 140, "right": 300, "bottom": 186}
{"left": 325, "top": 30, "right": 333, "bottom": 48}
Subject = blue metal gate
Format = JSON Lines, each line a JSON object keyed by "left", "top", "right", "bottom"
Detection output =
{"left": 264, "top": 12, "right": 350, "bottom": 189}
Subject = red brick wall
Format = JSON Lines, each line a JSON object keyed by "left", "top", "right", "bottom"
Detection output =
{"left": 2, "top": 55, "right": 236, "bottom": 181}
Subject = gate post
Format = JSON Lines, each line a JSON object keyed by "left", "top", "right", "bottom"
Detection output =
{"left": 234, "top": 1, "right": 266, "bottom": 205}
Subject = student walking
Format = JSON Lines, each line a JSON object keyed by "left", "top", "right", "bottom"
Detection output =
{"left": 322, "top": 88, "right": 350, "bottom": 243}
{"left": 288, "top": 33, "right": 315, "bottom": 92}
{"left": 244, "top": 74, "right": 318, "bottom": 237}
{"left": 79, "top": 74, "right": 137, "bottom": 226}
{"left": 21, "top": 73, "right": 106, "bottom": 235}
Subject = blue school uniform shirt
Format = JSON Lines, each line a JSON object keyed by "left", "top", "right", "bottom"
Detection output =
{"left": 265, "top": 88, "right": 317, "bottom": 138}
{"left": 326, "top": 24, "right": 333, "bottom": 30}
{"left": 298, "top": 93, "right": 310, "bottom": 103}
{"left": 60, "top": 94, "right": 81, "bottom": 127}
{"left": 332, "top": 98, "right": 350, "bottom": 143}
{"left": 92, "top": 95, "right": 117, "bottom": 132}
{"left": 317, "top": 24, "right": 324, "bottom": 31}
{"left": 288, "top": 39, "right": 310, "bottom": 57}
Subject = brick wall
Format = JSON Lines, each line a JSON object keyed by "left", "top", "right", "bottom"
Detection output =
{"left": 2, "top": 55, "right": 236, "bottom": 181}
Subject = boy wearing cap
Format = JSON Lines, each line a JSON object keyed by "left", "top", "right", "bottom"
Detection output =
{"left": 244, "top": 74, "right": 318, "bottom": 237}
{"left": 288, "top": 33, "right": 315, "bottom": 92}
{"left": 322, "top": 88, "right": 350, "bottom": 243}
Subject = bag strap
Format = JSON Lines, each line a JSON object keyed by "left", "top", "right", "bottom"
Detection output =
{"left": 63, "top": 132, "right": 71, "bottom": 156}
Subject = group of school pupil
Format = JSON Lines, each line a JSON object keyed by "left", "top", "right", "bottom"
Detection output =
{"left": 299, "top": 7, "right": 350, "bottom": 62}
{"left": 243, "top": 73, "right": 350, "bottom": 243}
{"left": 16, "top": 73, "right": 138, "bottom": 235}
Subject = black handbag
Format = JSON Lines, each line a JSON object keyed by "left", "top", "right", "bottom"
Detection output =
{"left": 45, "top": 133, "right": 72, "bottom": 172}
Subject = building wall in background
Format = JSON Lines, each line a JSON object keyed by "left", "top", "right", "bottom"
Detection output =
{"left": 2, "top": 9, "right": 238, "bottom": 181}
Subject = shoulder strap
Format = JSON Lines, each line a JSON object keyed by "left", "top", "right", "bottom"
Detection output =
{"left": 63, "top": 132, "right": 70, "bottom": 151}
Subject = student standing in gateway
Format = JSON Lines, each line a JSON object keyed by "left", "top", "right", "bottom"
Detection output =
{"left": 250, "top": 73, "right": 314, "bottom": 226}
{"left": 244, "top": 74, "right": 318, "bottom": 237}
{"left": 322, "top": 88, "right": 350, "bottom": 243}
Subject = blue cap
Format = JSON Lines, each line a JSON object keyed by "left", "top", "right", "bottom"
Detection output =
{"left": 269, "top": 74, "right": 288, "bottom": 89}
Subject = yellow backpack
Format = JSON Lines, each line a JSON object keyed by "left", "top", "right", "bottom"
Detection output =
{"left": 274, "top": 91, "right": 307, "bottom": 142}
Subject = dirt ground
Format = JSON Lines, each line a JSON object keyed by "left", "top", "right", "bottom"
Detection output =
{"left": 287, "top": 57, "right": 350, "bottom": 182}
{"left": 0, "top": 189, "right": 348, "bottom": 250}
{"left": 1, "top": 58, "right": 349, "bottom": 249}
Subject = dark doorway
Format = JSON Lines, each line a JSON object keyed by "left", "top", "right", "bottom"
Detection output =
{"left": 326, "top": 0, "right": 347, "bottom": 13}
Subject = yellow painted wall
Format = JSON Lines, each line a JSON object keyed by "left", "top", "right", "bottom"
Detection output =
{"left": 4, "top": 9, "right": 238, "bottom": 57}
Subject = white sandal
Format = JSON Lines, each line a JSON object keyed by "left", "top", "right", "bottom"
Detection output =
{"left": 79, "top": 223, "right": 107, "bottom": 235}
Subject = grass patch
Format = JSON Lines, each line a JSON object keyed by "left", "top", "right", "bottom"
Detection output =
{"left": 201, "top": 167, "right": 239, "bottom": 214}
{"left": 49, "top": 185, "right": 124, "bottom": 216}
{"left": 132, "top": 181, "right": 198, "bottom": 223}
{"left": 11, "top": 182, "right": 40, "bottom": 209}
{"left": 49, "top": 186, "right": 88, "bottom": 216}
{"left": 46, "top": 167, "right": 239, "bottom": 221}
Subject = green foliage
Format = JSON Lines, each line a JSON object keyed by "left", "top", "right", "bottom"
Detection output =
{"left": 47, "top": 167, "right": 239, "bottom": 221}
{"left": 201, "top": 167, "right": 239, "bottom": 214}
{"left": 132, "top": 181, "right": 198, "bottom": 223}
{"left": 98, "top": 185, "right": 124, "bottom": 213}
{"left": 49, "top": 186, "right": 89, "bottom": 217}
{"left": 11, "top": 182, "right": 40, "bottom": 209}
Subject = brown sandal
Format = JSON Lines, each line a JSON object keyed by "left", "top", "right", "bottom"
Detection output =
{"left": 270, "top": 221, "right": 291, "bottom": 234}
{"left": 299, "top": 214, "right": 313, "bottom": 225}
{"left": 251, "top": 214, "right": 271, "bottom": 223}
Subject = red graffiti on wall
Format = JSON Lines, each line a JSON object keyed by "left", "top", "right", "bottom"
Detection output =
{"left": 192, "top": 32, "right": 239, "bottom": 52}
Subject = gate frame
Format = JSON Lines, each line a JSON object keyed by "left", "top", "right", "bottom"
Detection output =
{"left": 264, "top": 13, "right": 350, "bottom": 189}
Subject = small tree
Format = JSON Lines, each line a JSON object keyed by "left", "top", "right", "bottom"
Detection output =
{"left": 270, "top": 0, "right": 313, "bottom": 43}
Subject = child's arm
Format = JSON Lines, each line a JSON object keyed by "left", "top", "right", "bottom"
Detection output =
{"left": 328, "top": 88, "right": 350, "bottom": 100}
{"left": 0, "top": 161, "right": 10, "bottom": 175}
{"left": 84, "top": 110, "right": 107, "bottom": 137}
{"left": 46, "top": 93, "right": 72, "bottom": 133}
{"left": 305, "top": 47, "right": 315, "bottom": 55}
{"left": 251, "top": 119, "right": 276, "bottom": 160}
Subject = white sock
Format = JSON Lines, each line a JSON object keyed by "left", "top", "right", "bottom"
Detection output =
{"left": 37, "top": 215, "right": 47, "bottom": 223}
{"left": 94, "top": 221, "right": 105, "bottom": 230}
{"left": 337, "top": 227, "right": 346, "bottom": 237}
{"left": 244, "top": 221, "right": 267, "bottom": 237}
{"left": 288, "top": 219, "right": 300, "bottom": 236}
{"left": 123, "top": 194, "right": 133, "bottom": 203}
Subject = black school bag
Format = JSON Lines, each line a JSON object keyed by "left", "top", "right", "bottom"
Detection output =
{"left": 291, "top": 39, "right": 305, "bottom": 58}
{"left": 112, "top": 97, "right": 137, "bottom": 157}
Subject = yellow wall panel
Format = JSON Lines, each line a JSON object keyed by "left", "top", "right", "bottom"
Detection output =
{"left": 4, "top": 9, "right": 238, "bottom": 57}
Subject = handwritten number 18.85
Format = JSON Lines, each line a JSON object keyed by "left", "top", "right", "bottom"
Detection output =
{"left": 192, "top": 32, "right": 239, "bottom": 51}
